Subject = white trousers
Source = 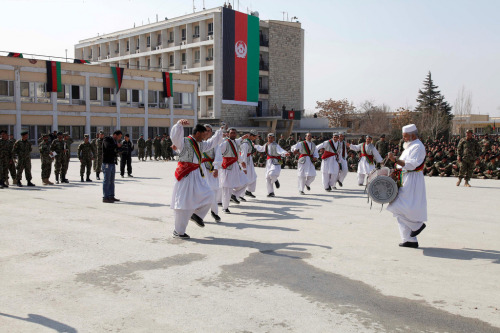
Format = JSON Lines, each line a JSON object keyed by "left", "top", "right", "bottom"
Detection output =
{"left": 266, "top": 175, "right": 278, "bottom": 194}
{"left": 174, "top": 203, "right": 211, "bottom": 235}
{"left": 397, "top": 216, "right": 424, "bottom": 243}
{"left": 211, "top": 188, "right": 220, "bottom": 214}
{"left": 338, "top": 160, "right": 348, "bottom": 183}
{"left": 298, "top": 176, "right": 315, "bottom": 192}
{"left": 222, "top": 185, "right": 246, "bottom": 209}
{"left": 357, "top": 173, "right": 367, "bottom": 185}
{"left": 246, "top": 180, "right": 257, "bottom": 193}
{"left": 322, "top": 171, "right": 338, "bottom": 189}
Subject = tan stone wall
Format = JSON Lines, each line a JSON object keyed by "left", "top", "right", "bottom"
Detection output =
{"left": 220, "top": 103, "right": 255, "bottom": 127}
{"left": 268, "top": 22, "right": 304, "bottom": 112}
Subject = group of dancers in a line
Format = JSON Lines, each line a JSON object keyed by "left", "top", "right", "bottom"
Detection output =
{"left": 169, "top": 120, "right": 428, "bottom": 249}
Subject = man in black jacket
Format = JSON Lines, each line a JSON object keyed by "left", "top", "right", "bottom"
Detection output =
{"left": 102, "top": 130, "right": 122, "bottom": 203}
{"left": 120, "top": 134, "right": 134, "bottom": 178}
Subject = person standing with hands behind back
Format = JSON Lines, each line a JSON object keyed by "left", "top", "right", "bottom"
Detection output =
{"left": 102, "top": 130, "right": 122, "bottom": 203}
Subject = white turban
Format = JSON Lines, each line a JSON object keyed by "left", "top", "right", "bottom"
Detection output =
{"left": 402, "top": 124, "right": 417, "bottom": 133}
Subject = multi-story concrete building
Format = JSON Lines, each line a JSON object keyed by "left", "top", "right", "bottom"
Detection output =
{"left": 74, "top": 6, "right": 304, "bottom": 128}
{"left": 0, "top": 55, "right": 198, "bottom": 141}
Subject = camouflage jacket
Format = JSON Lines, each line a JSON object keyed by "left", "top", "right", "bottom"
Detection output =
{"left": 137, "top": 138, "right": 146, "bottom": 149}
{"left": 50, "top": 139, "right": 67, "bottom": 156}
{"left": 457, "top": 138, "right": 481, "bottom": 162}
{"left": 39, "top": 140, "right": 52, "bottom": 163}
{"left": 13, "top": 139, "right": 32, "bottom": 159}
{"left": 78, "top": 142, "right": 95, "bottom": 160}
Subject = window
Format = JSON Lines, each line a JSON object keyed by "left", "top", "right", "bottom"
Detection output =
{"left": 131, "top": 126, "right": 140, "bottom": 142}
{"left": 89, "top": 87, "right": 100, "bottom": 105}
{"left": 146, "top": 36, "right": 151, "bottom": 47}
{"left": 174, "top": 92, "right": 193, "bottom": 109}
{"left": 57, "top": 85, "right": 70, "bottom": 104}
{"left": 136, "top": 39, "right": 140, "bottom": 50}
{"left": 208, "top": 22, "right": 214, "bottom": 35}
{"left": 157, "top": 34, "right": 162, "bottom": 45}
{"left": 120, "top": 89, "right": 127, "bottom": 106}
{"left": 98, "top": 46, "right": 101, "bottom": 57}
{"left": 21, "top": 82, "right": 35, "bottom": 103}
{"left": 21, "top": 125, "right": 36, "bottom": 144}
{"left": 181, "top": 53, "right": 186, "bottom": 65}
{"left": 208, "top": 73, "right": 213, "bottom": 86}
{"left": 36, "top": 83, "right": 50, "bottom": 103}
{"left": 126, "top": 41, "right": 130, "bottom": 51}
{"left": 169, "top": 55, "right": 174, "bottom": 67}
{"left": 131, "top": 90, "right": 140, "bottom": 103}
{"left": 37, "top": 125, "right": 51, "bottom": 140}
{"left": 90, "top": 49, "right": 93, "bottom": 59}
{"left": 136, "top": 61, "right": 140, "bottom": 69}
{"left": 147, "top": 59, "right": 151, "bottom": 69}
{"left": 181, "top": 28, "right": 186, "bottom": 41}
{"left": 207, "top": 47, "right": 214, "bottom": 60}
{"left": 158, "top": 57, "right": 162, "bottom": 68}
{"left": 103, "top": 88, "right": 114, "bottom": 106}
{"left": 148, "top": 90, "right": 159, "bottom": 107}
{"left": 0, "top": 80, "right": 14, "bottom": 102}
{"left": 208, "top": 97, "right": 213, "bottom": 110}
{"left": 71, "top": 85, "right": 84, "bottom": 104}
{"left": 148, "top": 127, "right": 169, "bottom": 139}
{"left": 193, "top": 25, "right": 200, "bottom": 38}
{"left": 169, "top": 31, "right": 174, "bottom": 42}
{"left": 194, "top": 50, "right": 200, "bottom": 63}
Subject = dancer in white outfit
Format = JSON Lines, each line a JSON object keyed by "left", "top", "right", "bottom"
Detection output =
{"left": 349, "top": 135, "right": 383, "bottom": 186}
{"left": 337, "top": 133, "right": 349, "bottom": 187}
{"left": 170, "top": 120, "right": 223, "bottom": 239}
{"left": 201, "top": 124, "right": 222, "bottom": 222}
{"left": 387, "top": 124, "right": 427, "bottom": 248}
{"left": 254, "top": 133, "right": 289, "bottom": 197}
{"left": 218, "top": 128, "right": 248, "bottom": 213}
{"left": 239, "top": 130, "right": 258, "bottom": 199}
{"left": 316, "top": 133, "right": 342, "bottom": 191}
{"left": 291, "top": 133, "right": 318, "bottom": 194}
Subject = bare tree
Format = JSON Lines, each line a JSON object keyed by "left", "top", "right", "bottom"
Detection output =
{"left": 390, "top": 107, "right": 415, "bottom": 140}
{"left": 415, "top": 100, "right": 451, "bottom": 140}
{"left": 356, "top": 101, "right": 391, "bottom": 136}
{"left": 315, "top": 98, "right": 356, "bottom": 128}
{"left": 453, "top": 86, "right": 473, "bottom": 136}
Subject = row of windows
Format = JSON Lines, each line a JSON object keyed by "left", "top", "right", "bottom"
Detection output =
{"left": 87, "top": 23, "right": 214, "bottom": 57}
{"left": 0, "top": 80, "right": 194, "bottom": 109}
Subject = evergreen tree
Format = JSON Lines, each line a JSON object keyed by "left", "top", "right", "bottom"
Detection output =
{"left": 415, "top": 71, "right": 441, "bottom": 113}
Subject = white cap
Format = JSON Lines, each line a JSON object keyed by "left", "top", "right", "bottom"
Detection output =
{"left": 268, "top": 133, "right": 275, "bottom": 137}
{"left": 402, "top": 124, "right": 417, "bottom": 133}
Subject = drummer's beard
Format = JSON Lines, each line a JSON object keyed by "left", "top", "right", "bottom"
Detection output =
{"left": 403, "top": 141, "right": 411, "bottom": 150}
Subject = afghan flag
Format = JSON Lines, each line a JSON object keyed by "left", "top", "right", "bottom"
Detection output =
{"left": 111, "top": 67, "right": 124, "bottom": 91}
{"left": 74, "top": 59, "right": 90, "bottom": 64}
{"left": 8, "top": 52, "right": 23, "bottom": 58}
{"left": 162, "top": 72, "right": 173, "bottom": 98}
{"left": 222, "top": 8, "right": 259, "bottom": 106}
{"left": 282, "top": 110, "right": 302, "bottom": 120}
{"left": 46, "top": 61, "right": 62, "bottom": 92}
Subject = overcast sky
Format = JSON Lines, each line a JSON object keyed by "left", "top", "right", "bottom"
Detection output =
{"left": 2, "top": 0, "right": 499, "bottom": 116}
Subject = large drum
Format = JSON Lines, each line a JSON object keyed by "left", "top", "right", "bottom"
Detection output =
{"left": 366, "top": 167, "right": 398, "bottom": 204}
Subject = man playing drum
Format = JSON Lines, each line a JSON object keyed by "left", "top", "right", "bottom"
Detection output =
{"left": 387, "top": 124, "right": 427, "bottom": 248}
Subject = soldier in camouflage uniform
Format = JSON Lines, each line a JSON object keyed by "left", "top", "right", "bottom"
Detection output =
{"left": 8, "top": 134, "right": 16, "bottom": 184}
{"left": 375, "top": 134, "right": 389, "bottom": 159}
{"left": 137, "top": 134, "right": 146, "bottom": 161}
{"left": 146, "top": 137, "right": 153, "bottom": 160}
{"left": 161, "top": 135, "right": 168, "bottom": 160}
{"left": 483, "top": 155, "right": 500, "bottom": 179}
{"left": 457, "top": 129, "right": 481, "bottom": 187}
{"left": 165, "top": 135, "right": 173, "bottom": 160}
{"left": 78, "top": 134, "right": 95, "bottom": 182}
{"left": 347, "top": 152, "right": 359, "bottom": 172}
{"left": 91, "top": 131, "right": 104, "bottom": 179}
{"left": 39, "top": 133, "right": 54, "bottom": 185}
{"left": 61, "top": 132, "right": 73, "bottom": 182}
{"left": 287, "top": 135, "right": 296, "bottom": 150}
{"left": 481, "top": 133, "right": 492, "bottom": 153}
{"left": 50, "top": 132, "right": 68, "bottom": 184}
{"left": 13, "top": 130, "right": 35, "bottom": 187}
{"left": 0, "top": 130, "right": 10, "bottom": 188}
{"left": 153, "top": 135, "right": 162, "bottom": 160}
{"left": 436, "top": 156, "right": 452, "bottom": 177}
{"left": 423, "top": 153, "right": 435, "bottom": 176}
{"left": 471, "top": 158, "right": 486, "bottom": 179}
{"left": 278, "top": 135, "right": 287, "bottom": 149}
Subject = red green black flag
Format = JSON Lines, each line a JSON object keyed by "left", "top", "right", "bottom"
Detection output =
{"left": 46, "top": 61, "right": 62, "bottom": 92}
{"left": 74, "top": 59, "right": 90, "bottom": 64}
{"left": 111, "top": 67, "right": 124, "bottom": 91}
{"left": 222, "top": 8, "right": 259, "bottom": 106}
{"left": 8, "top": 52, "right": 23, "bottom": 58}
{"left": 282, "top": 110, "right": 302, "bottom": 120}
{"left": 162, "top": 72, "right": 173, "bottom": 98}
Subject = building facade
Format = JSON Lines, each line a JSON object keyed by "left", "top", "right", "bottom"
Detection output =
{"left": 0, "top": 56, "right": 198, "bottom": 142}
{"left": 74, "top": 6, "right": 304, "bottom": 128}
{"left": 452, "top": 114, "right": 500, "bottom": 135}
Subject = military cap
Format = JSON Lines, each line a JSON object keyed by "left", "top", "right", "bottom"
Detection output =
{"left": 466, "top": 129, "right": 473, "bottom": 133}
{"left": 84, "top": 134, "right": 89, "bottom": 138}
{"left": 380, "top": 134, "right": 386, "bottom": 138}
{"left": 63, "top": 132, "right": 69, "bottom": 136}
{"left": 268, "top": 133, "right": 275, "bottom": 137}
{"left": 99, "top": 130, "right": 104, "bottom": 134}
{"left": 248, "top": 129, "right": 257, "bottom": 136}
{"left": 140, "top": 133, "right": 144, "bottom": 136}
{"left": 57, "top": 132, "right": 63, "bottom": 136}
{"left": 20, "top": 130, "right": 29, "bottom": 136}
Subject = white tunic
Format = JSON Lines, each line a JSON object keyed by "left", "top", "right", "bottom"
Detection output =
{"left": 291, "top": 141, "right": 318, "bottom": 177}
{"left": 170, "top": 122, "right": 223, "bottom": 210}
{"left": 218, "top": 138, "right": 247, "bottom": 188}
{"left": 255, "top": 143, "right": 288, "bottom": 178}
{"left": 239, "top": 139, "right": 257, "bottom": 183}
{"left": 201, "top": 146, "right": 221, "bottom": 191}
{"left": 350, "top": 143, "right": 383, "bottom": 174}
{"left": 316, "top": 139, "right": 341, "bottom": 174}
{"left": 387, "top": 139, "right": 427, "bottom": 222}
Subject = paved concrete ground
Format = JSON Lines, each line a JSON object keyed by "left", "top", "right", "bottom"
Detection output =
{"left": 1, "top": 159, "right": 499, "bottom": 333}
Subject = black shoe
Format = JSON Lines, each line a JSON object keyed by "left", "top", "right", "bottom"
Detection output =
{"left": 275, "top": 180, "right": 280, "bottom": 188}
{"left": 63, "top": 179, "right": 69, "bottom": 183}
{"left": 211, "top": 211, "right": 221, "bottom": 222}
{"left": 0, "top": 181, "right": 4, "bottom": 189}
{"left": 238, "top": 196, "right": 247, "bottom": 202}
{"left": 410, "top": 224, "right": 426, "bottom": 237}
{"left": 27, "top": 181, "right": 35, "bottom": 187}
{"left": 337, "top": 181, "right": 343, "bottom": 187}
{"left": 173, "top": 231, "right": 190, "bottom": 239}
{"left": 96, "top": 173, "right": 100, "bottom": 180}
{"left": 128, "top": 174, "right": 133, "bottom": 177}
{"left": 190, "top": 213, "right": 205, "bottom": 228}
{"left": 86, "top": 177, "right": 92, "bottom": 182}
{"left": 399, "top": 242, "right": 419, "bottom": 248}
{"left": 325, "top": 187, "right": 331, "bottom": 192}
{"left": 17, "top": 180, "right": 22, "bottom": 187}
{"left": 55, "top": 174, "right": 59, "bottom": 184}
{"left": 358, "top": 183, "right": 364, "bottom": 186}
{"left": 245, "top": 190, "right": 256, "bottom": 198}
{"left": 217, "top": 203, "right": 222, "bottom": 207}
{"left": 299, "top": 191, "right": 305, "bottom": 195}
{"left": 111, "top": 197, "right": 120, "bottom": 202}
{"left": 81, "top": 176, "right": 85, "bottom": 182}
{"left": 102, "top": 198, "right": 114, "bottom": 203}
{"left": 230, "top": 194, "right": 240, "bottom": 204}
{"left": 267, "top": 192, "right": 275, "bottom": 197}
{"left": 121, "top": 174, "right": 124, "bottom": 178}
{"left": 306, "top": 185, "right": 310, "bottom": 191}
{"left": 223, "top": 208, "right": 231, "bottom": 214}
